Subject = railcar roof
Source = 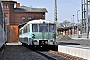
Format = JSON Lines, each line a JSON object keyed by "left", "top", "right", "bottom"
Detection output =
{"left": 19, "top": 20, "right": 55, "bottom": 30}
{"left": 27, "top": 20, "right": 55, "bottom": 24}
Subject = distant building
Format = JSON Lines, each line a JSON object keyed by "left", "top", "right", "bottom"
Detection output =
{"left": 1, "top": 0, "right": 47, "bottom": 42}
{"left": 57, "top": 26, "right": 78, "bottom": 35}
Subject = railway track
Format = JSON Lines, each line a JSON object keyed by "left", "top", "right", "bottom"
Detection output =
{"left": 26, "top": 46, "right": 70, "bottom": 60}
{"left": 49, "top": 50, "right": 87, "bottom": 60}
{"left": 28, "top": 45, "right": 86, "bottom": 60}
{"left": 27, "top": 45, "right": 86, "bottom": 60}
{"left": 27, "top": 46, "right": 69, "bottom": 60}
{"left": 35, "top": 50, "right": 57, "bottom": 60}
{"left": 28, "top": 46, "right": 58, "bottom": 60}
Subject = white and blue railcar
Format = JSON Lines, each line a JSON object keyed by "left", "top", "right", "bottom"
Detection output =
{"left": 0, "top": 1, "right": 6, "bottom": 49}
{"left": 19, "top": 20, "right": 56, "bottom": 47}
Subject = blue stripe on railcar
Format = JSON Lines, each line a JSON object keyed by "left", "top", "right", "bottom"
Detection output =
{"left": 31, "top": 32, "right": 56, "bottom": 41}
{"left": 48, "top": 32, "right": 56, "bottom": 40}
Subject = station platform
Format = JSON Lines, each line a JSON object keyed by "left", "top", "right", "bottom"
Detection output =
{"left": 58, "top": 45, "right": 90, "bottom": 60}
{"left": 6, "top": 42, "right": 22, "bottom": 45}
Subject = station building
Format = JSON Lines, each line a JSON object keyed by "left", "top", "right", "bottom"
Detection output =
{"left": 1, "top": 0, "right": 47, "bottom": 43}
{"left": 57, "top": 26, "right": 78, "bottom": 35}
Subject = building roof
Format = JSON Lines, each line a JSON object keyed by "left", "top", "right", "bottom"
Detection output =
{"left": 1, "top": 0, "right": 17, "bottom": 3}
{"left": 14, "top": 6, "right": 48, "bottom": 12}
{"left": 57, "top": 27, "right": 73, "bottom": 31}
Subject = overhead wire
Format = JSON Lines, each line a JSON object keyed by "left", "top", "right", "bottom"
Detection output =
{"left": 64, "top": 0, "right": 81, "bottom": 7}
{"left": 58, "top": 0, "right": 82, "bottom": 23}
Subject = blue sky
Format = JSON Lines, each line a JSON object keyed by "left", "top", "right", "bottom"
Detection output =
{"left": 14, "top": 0, "right": 81, "bottom": 23}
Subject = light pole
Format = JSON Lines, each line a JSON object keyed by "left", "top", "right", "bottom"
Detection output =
{"left": 77, "top": 10, "right": 80, "bottom": 38}
{"left": 73, "top": 15, "right": 74, "bottom": 35}
{"left": 77, "top": 10, "right": 80, "bottom": 23}
{"left": 86, "top": 0, "right": 89, "bottom": 38}
{"left": 71, "top": 18, "right": 72, "bottom": 36}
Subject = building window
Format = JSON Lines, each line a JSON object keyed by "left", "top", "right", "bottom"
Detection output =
{"left": 28, "top": 17, "right": 31, "bottom": 21}
{"left": 5, "top": 17, "right": 8, "bottom": 22}
{"left": 4, "top": 4, "right": 8, "bottom": 8}
{"left": 34, "top": 16, "right": 36, "bottom": 20}
{"left": 22, "top": 17, "right": 25, "bottom": 23}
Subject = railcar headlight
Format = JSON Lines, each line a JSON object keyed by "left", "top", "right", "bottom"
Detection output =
{"left": 50, "top": 40, "right": 53, "bottom": 42}
{"left": 33, "top": 40, "right": 38, "bottom": 45}
{"left": 45, "top": 41, "right": 48, "bottom": 44}
{"left": 50, "top": 40, "right": 54, "bottom": 45}
{"left": 33, "top": 40, "right": 37, "bottom": 42}
{"left": 32, "top": 34, "right": 35, "bottom": 38}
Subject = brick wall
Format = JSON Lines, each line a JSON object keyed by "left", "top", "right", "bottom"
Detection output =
{"left": 13, "top": 12, "right": 45, "bottom": 25}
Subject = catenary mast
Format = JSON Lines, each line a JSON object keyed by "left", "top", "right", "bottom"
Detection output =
{"left": 54, "top": 0, "right": 57, "bottom": 22}
{"left": 54, "top": 0, "right": 58, "bottom": 35}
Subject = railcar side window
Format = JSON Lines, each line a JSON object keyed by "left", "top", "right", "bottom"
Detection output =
{"left": 26, "top": 26, "right": 27, "bottom": 32}
{"left": 28, "top": 24, "right": 30, "bottom": 32}
{"left": 32, "top": 24, "right": 38, "bottom": 32}
{"left": 39, "top": 24, "right": 48, "bottom": 32}
{"left": 23, "top": 26, "right": 27, "bottom": 33}
{"left": 19, "top": 30, "right": 22, "bottom": 35}
{"left": 49, "top": 24, "right": 56, "bottom": 32}
{"left": 25, "top": 26, "right": 26, "bottom": 33}
{"left": 23, "top": 27, "right": 25, "bottom": 33}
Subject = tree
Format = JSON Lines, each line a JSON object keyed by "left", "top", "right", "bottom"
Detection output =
{"left": 59, "top": 20, "right": 72, "bottom": 28}
{"left": 59, "top": 20, "right": 73, "bottom": 35}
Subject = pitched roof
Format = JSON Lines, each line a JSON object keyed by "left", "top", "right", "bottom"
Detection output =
{"left": 1, "top": 0, "right": 13, "bottom": 1}
{"left": 1, "top": 0, "right": 17, "bottom": 3}
{"left": 14, "top": 6, "right": 48, "bottom": 12}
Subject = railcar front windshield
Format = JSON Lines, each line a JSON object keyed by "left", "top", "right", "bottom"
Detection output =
{"left": 49, "top": 24, "right": 56, "bottom": 32}
{"left": 39, "top": 24, "right": 48, "bottom": 32}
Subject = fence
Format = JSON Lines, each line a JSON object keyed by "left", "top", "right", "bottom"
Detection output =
{"left": 68, "top": 33, "right": 89, "bottom": 39}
